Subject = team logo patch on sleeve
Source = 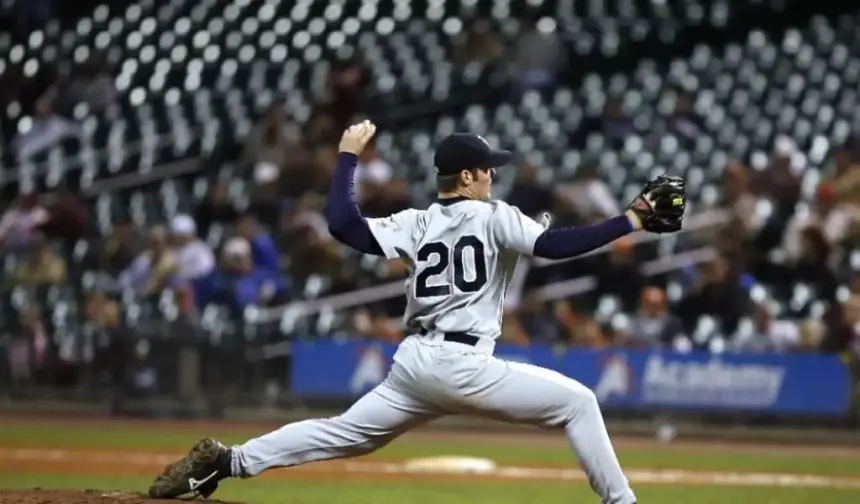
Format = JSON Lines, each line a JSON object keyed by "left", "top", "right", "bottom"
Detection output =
{"left": 376, "top": 216, "right": 401, "bottom": 231}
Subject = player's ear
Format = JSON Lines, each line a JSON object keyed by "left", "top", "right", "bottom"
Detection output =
{"left": 459, "top": 169, "right": 473, "bottom": 185}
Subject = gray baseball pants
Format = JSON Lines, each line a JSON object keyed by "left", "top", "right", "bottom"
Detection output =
{"left": 230, "top": 334, "right": 637, "bottom": 504}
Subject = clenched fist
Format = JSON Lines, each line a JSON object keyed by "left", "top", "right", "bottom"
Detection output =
{"left": 338, "top": 120, "right": 377, "bottom": 155}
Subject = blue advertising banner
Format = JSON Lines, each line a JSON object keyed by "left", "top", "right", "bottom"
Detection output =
{"left": 289, "top": 339, "right": 852, "bottom": 416}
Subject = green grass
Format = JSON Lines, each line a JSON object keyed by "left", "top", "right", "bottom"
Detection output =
{"left": 377, "top": 442, "right": 860, "bottom": 476}
{"left": 0, "top": 421, "right": 251, "bottom": 449}
{"left": 1, "top": 421, "right": 857, "bottom": 477}
{"left": 0, "top": 473, "right": 858, "bottom": 504}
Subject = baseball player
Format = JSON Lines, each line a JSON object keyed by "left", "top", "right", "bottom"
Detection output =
{"left": 149, "top": 121, "right": 685, "bottom": 503}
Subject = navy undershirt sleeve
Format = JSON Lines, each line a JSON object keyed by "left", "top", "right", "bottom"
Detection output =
{"left": 532, "top": 216, "right": 633, "bottom": 259}
{"left": 323, "top": 153, "right": 385, "bottom": 256}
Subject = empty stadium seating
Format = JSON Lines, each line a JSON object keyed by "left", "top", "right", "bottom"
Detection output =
{"left": 2, "top": 0, "right": 789, "bottom": 183}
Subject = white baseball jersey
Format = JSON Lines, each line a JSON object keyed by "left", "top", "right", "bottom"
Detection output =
{"left": 366, "top": 199, "right": 546, "bottom": 340}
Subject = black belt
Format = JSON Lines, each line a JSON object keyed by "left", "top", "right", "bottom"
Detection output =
{"left": 417, "top": 328, "right": 479, "bottom": 347}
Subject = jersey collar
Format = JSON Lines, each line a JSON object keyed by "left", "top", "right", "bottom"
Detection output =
{"left": 436, "top": 196, "right": 471, "bottom": 206}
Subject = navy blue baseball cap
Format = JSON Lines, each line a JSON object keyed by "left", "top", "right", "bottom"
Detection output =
{"left": 434, "top": 133, "right": 512, "bottom": 176}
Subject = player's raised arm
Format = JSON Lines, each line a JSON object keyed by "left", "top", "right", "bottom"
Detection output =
{"left": 323, "top": 120, "right": 386, "bottom": 256}
{"left": 324, "top": 120, "right": 419, "bottom": 259}
{"left": 494, "top": 175, "right": 686, "bottom": 259}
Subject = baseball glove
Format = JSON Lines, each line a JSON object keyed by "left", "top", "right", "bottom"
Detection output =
{"left": 627, "top": 175, "right": 686, "bottom": 233}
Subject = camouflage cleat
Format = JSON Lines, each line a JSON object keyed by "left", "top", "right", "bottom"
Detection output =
{"left": 149, "top": 438, "right": 231, "bottom": 499}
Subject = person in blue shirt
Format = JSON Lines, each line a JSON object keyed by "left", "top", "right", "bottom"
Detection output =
{"left": 236, "top": 213, "right": 280, "bottom": 272}
{"left": 196, "top": 237, "right": 288, "bottom": 315}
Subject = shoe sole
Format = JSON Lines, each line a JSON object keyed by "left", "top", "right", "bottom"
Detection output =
{"left": 149, "top": 438, "right": 223, "bottom": 499}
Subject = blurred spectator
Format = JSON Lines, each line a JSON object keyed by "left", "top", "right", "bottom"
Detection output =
{"left": 123, "top": 339, "right": 158, "bottom": 397}
{"left": 118, "top": 226, "right": 179, "bottom": 297}
{"left": 310, "top": 144, "right": 340, "bottom": 193}
{"left": 288, "top": 232, "right": 341, "bottom": 287}
{"left": 517, "top": 292, "right": 563, "bottom": 344}
{"left": 198, "top": 237, "right": 288, "bottom": 314}
{"left": 169, "top": 215, "right": 215, "bottom": 282}
{"left": 372, "top": 315, "right": 404, "bottom": 342}
{"left": 510, "top": 16, "right": 564, "bottom": 91}
{"left": 325, "top": 259, "right": 362, "bottom": 298}
{"left": 194, "top": 182, "right": 240, "bottom": 238}
{"left": 98, "top": 218, "right": 143, "bottom": 285}
{"left": 824, "top": 145, "right": 852, "bottom": 178}
{"left": 350, "top": 307, "right": 403, "bottom": 343}
{"left": 15, "top": 235, "right": 67, "bottom": 286}
{"left": 83, "top": 291, "right": 121, "bottom": 333}
{"left": 284, "top": 192, "right": 329, "bottom": 243}
{"left": 82, "top": 291, "right": 122, "bottom": 385}
{"left": 501, "top": 309, "right": 531, "bottom": 346}
{"left": 42, "top": 53, "right": 117, "bottom": 115}
{"left": 781, "top": 182, "right": 859, "bottom": 261}
{"left": 453, "top": 20, "right": 506, "bottom": 68}
{"left": 278, "top": 147, "right": 318, "bottom": 199}
{"left": 823, "top": 299, "right": 850, "bottom": 355}
{"left": 37, "top": 189, "right": 90, "bottom": 247}
{"left": 236, "top": 213, "right": 280, "bottom": 272}
{"left": 822, "top": 284, "right": 860, "bottom": 355}
{"left": 362, "top": 177, "right": 412, "bottom": 219}
{"left": 601, "top": 99, "right": 637, "bottom": 145}
{"left": 838, "top": 219, "right": 860, "bottom": 275}
{"left": 0, "top": 193, "right": 49, "bottom": 252}
{"left": 269, "top": 142, "right": 332, "bottom": 200}
{"left": 732, "top": 303, "right": 799, "bottom": 353}
{"left": 571, "top": 100, "right": 636, "bottom": 149}
{"left": 6, "top": 306, "right": 50, "bottom": 386}
{"left": 304, "top": 109, "right": 338, "bottom": 147}
{"left": 506, "top": 163, "right": 554, "bottom": 218}
{"left": 783, "top": 225, "right": 838, "bottom": 299}
{"left": 677, "top": 257, "right": 745, "bottom": 335}
{"left": 240, "top": 102, "right": 299, "bottom": 171}
{"left": 715, "top": 227, "right": 750, "bottom": 283}
{"left": 248, "top": 162, "right": 286, "bottom": 230}
{"left": 828, "top": 146, "right": 860, "bottom": 206}
{"left": 173, "top": 282, "right": 198, "bottom": 318}
{"left": 719, "top": 161, "right": 758, "bottom": 240}
{"left": 798, "top": 319, "right": 826, "bottom": 351}
{"left": 667, "top": 91, "right": 704, "bottom": 141}
{"left": 556, "top": 163, "right": 621, "bottom": 222}
{"left": 596, "top": 237, "right": 644, "bottom": 312}
{"left": 0, "top": 60, "right": 57, "bottom": 152}
{"left": 554, "top": 301, "right": 608, "bottom": 347}
{"left": 350, "top": 308, "right": 375, "bottom": 338}
{"left": 13, "top": 97, "right": 82, "bottom": 162}
{"left": 751, "top": 138, "right": 802, "bottom": 215}
{"left": 324, "top": 53, "right": 369, "bottom": 130}
{"left": 626, "top": 287, "right": 688, "bottom": 350}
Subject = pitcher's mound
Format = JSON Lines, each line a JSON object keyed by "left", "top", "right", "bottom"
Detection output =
{"left": 0, "top": 489, "right": 241, "bottom": 504}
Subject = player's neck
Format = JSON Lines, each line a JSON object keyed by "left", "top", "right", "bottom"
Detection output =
{"left": 437, "top": 189, "right": 475, "bottom": 201}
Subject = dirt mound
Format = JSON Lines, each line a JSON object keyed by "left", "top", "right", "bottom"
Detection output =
{"left": 0, "top": 489, "right": 240, "bottom": 504}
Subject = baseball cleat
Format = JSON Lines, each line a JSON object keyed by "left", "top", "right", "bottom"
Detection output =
{"left": 149, "top": 437, "right": 231, "bottom": 499}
